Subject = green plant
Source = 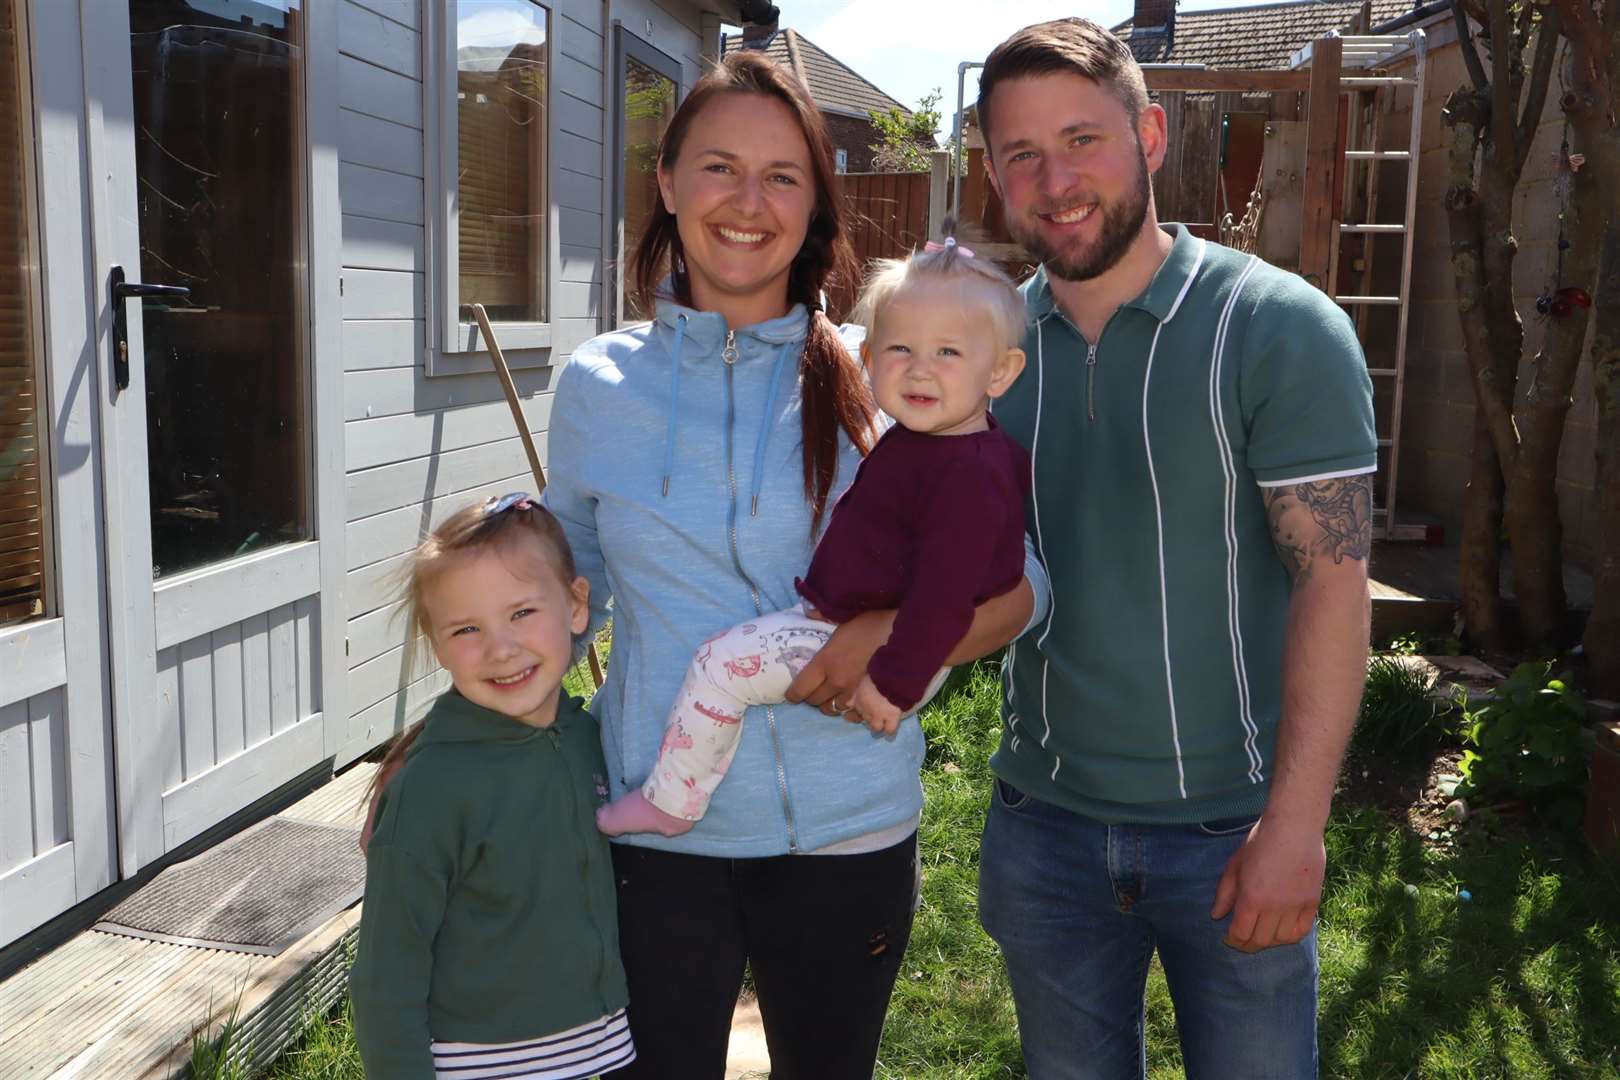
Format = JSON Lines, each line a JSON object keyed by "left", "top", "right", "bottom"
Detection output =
{"left": 1457, "top": 660, "right": 1590, "bottom": 826}
{"left": 1382, "top": 629, "right": 1462, "bottom": 656}
{"left": 1354, "top": 655, "right": 1458, "bottom": 762}
{"left": 181, "top": 994, "right": 249, "bottom": 1080}
{"left": 868, "top": 90, "right": 944, "bottom": 173}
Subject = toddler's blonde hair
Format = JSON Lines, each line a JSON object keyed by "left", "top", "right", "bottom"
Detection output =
{"left": 851, "top": 222, "right": 1026, "bottom": 350}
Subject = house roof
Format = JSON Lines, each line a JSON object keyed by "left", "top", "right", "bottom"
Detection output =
{"left": 722, "top": 29, "right": 910, "bottom": 119}
{"left": 1114, "top": 0, "right": 1418, "bottom": 68}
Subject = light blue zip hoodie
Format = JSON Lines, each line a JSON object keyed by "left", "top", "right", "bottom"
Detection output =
{"left": 545, "top": 298, "right": 1046, "bottom": 857}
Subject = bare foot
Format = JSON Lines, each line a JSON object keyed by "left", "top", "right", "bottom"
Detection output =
{"left": 596, "top": 790, "right": 694, "bottom": 837}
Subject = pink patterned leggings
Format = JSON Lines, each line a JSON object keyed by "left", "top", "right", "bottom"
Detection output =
{"left": 642, "top": 605, "right": 946, "bottom": 821}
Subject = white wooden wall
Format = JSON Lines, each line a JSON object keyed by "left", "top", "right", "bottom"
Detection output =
{"left": 611, "top": 0, "right": 710, "bottom": 92}
{"left": 337, "top": 0, "right": 684, "bottom": 761}
{"left": 0, "top": 689, "right": 69, "bottom": 893}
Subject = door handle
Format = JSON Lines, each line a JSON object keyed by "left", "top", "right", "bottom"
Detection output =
{"left": 109, "top": 265, "right": 191, "bottom": 393}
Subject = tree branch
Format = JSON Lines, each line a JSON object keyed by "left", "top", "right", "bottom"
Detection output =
{"left": 1516, "top": 10, "right": 1563, "bottom": 173}
{"left": 1551, "top": 0, "right": 1616, "bottom": 124}
{"left": 1452, "top": 0, "right": 1491, "bottom": 92}
{"left": 1488, "top": 0, "right": 1518, "bottom": 153}
{"left": 1442, "top": 89, "right": 1523, "bottom": 473}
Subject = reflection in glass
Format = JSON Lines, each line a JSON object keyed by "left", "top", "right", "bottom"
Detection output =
{"left": 458, "top": 0, "right": 548, "bottom": 324}
{"left": 621, "top": 55, "right": 676, "bottom": 323}
{"left": 129, "top": 0, "right": 308, "bottom": 578}
{"left": 0, "top": 0, "right": 47, "bottom": 625}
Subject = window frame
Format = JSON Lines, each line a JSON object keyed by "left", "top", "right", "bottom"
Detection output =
{"left": 835, "top": 147, "right": 848, "bottom": 174}
{"left": 609, "top": 25, "right": 682, "bottom": 329}
{"left": 425, "top": 0, "right": 558, "bottom": 375}
{"left": 1, "top": 0, "right": 56, "bottom": 627}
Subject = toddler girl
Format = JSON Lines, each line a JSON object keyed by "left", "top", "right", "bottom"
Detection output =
{"left": 351, "top": 493, "right": 634, "bottom": 1079}
{"left": 598, "top": 234, "right": 1030, "bottom": 837}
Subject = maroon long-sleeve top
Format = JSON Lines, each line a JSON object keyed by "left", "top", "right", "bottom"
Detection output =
{"left": 795, "top": 416, "right": 1031, "bottom": 710}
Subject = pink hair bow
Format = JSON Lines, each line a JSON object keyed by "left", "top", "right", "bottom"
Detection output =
{"left": 924, "top": 236, "right": 975, "bottom": 258}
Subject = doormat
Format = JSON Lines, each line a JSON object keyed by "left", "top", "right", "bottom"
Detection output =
{"left": 94, "top": 817, "right": 366, "bottom": 956}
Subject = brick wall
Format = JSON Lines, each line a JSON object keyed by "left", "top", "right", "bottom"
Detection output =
{"left": 1370, "top": 26, "right": 1598, "bottom": 569}
{"left": 824, "top": 111, "right": 885, "bottom": 173}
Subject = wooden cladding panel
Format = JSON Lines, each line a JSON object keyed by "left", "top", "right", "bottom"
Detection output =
{"left": 0, "top": 687, "right": 68, "bottom": 874}
{"left": 0, "top": 5, "right": 46, "bottom": 629}
{"left": 157, "top": 597, "right": 317, "bottom": 791}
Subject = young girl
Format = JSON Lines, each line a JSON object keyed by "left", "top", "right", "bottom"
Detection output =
{"left": 597, "top": 235, "right": 1030, "bottom": 837}
{"left": 350, "top": 493, "right": 633, "bottom": 1080}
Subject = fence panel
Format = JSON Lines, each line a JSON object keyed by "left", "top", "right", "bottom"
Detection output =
{"left": 830, "top": 171, "right": 931, "bottom": 321}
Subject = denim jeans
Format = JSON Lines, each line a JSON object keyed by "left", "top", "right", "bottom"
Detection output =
{"left": 978, "top": 778, "right": 1318, "bottom": 1079}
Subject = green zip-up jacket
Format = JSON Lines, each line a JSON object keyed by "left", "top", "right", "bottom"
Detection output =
{"left": 993, "top": 225, "right": 1377, "bottom": 824}
{"left": 350, "top": 690, "right": 626, "bottom": 1079}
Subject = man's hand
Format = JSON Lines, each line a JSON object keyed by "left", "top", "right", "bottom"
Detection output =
{"left": 848, "top": 675, "right": 904, "bottom": 737}
{"left": 785, "top": 609, "right": 895, "bottom": 716}
{"left": 1209, "top": 814, "right": 1325, "bottom": 952}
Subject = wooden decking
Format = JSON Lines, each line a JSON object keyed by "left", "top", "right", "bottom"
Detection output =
{"left": 0, "top": 762, "right": 376, "bottom": 1079}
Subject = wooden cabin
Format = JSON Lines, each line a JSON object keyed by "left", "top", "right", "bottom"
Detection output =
{"left": 0, "top": 0, "right": 754, "bottom": 952}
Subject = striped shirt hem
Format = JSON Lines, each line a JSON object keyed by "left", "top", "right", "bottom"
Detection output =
{"left": 432, "top": 1009, "right": 635, "bottom": 1079}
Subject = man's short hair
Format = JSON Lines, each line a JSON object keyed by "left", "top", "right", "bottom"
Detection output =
{"left": 976, "top": 19, "right": 1151, "bottom": 160}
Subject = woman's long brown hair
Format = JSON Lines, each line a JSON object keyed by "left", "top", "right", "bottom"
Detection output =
{"left": 631, "top": 51, "right": 873, "bottom": 534}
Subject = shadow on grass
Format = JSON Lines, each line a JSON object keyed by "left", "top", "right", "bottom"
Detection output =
{"left": 1316, "top": 810, "right": 1620, "bottom": 1078}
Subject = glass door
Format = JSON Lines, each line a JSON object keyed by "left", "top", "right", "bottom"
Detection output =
{"left": 0, "top": 0, "right": 123, "bottom": 945}
{"left": 90, "top": 0, "right": 326, "bottom": 871}
{"left": 611, "top": 29, "right": 679, "bottom": 326}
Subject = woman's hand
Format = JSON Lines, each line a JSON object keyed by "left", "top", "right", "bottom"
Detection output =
{"left": 785, "top": 609, "right": 896, "bottom": 716}
{"left": 848, "top": 675, "right": 904, "bottom": 737}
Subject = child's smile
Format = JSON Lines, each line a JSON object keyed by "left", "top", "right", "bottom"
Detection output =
{"left": 864, "top": 277, "right": 1024, "bottom": 437}
{"left": 423, "top": 543, "right": 590, "bottom": 728}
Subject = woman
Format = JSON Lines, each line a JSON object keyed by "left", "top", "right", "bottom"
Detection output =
{"left": 542, "top": 52, "right": 1043, "bottom": 1079}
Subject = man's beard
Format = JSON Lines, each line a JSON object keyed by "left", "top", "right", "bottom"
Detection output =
{"left": 1009, "top": 149, "right": 1152, "bottom": 283}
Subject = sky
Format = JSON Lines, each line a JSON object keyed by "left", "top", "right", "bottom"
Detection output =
{"left": 761, "top": 0, "right": 1275, "bottom": 134}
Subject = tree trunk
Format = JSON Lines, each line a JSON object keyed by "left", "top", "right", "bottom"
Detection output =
{"left": 1443, "top": 84, "right": 1523, "bottom": 648}
{"left": 1589, "top": 224, "right": 1620, "bottom": 697}
{"left": 1461, "top": 411, "right": 1511, "bottom": 650}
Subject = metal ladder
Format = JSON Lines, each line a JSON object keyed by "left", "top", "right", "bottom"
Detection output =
{"left": 1295, "top": 30, "right": 1430, "bottom": 540}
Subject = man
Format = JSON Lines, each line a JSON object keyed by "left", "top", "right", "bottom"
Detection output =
{"left": 974, "top": 19, "right": 1374, "bottom": 1078}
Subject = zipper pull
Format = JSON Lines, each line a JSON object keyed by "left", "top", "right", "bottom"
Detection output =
{"left": 723, "top": 331, "right": 739, "bottom": 365}
{"left": 1086, "top": 344, "right": 1098, "bottom": 422}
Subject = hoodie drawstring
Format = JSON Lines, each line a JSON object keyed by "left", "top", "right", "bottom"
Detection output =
{"left": 749, "top": 342, "right": 794, "bottom": 516}
{"left": 660, "top": 314, "right": 687, "bottom": 497}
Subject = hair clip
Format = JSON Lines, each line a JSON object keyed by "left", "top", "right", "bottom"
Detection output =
{"left": 484, "top": 492, "right": 537, "bottom": 516}
{"left": 924, "top": 236, "right": 975, "bottom": 258}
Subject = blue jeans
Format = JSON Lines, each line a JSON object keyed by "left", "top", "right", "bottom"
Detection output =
{"left": 978, "top": 778, "right": 1318, "bottom": 1079}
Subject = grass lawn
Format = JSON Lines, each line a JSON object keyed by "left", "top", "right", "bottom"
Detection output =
{"left": 258, "top": 661, "right": 1620, "bottom": 1079}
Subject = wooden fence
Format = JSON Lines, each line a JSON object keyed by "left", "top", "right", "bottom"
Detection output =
{"left": 828, "top": 170, "right": 931, "bottom": 321}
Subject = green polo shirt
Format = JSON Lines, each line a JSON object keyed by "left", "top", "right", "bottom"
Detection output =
{"left": 992, "top": 225, "right": 1376, "bottom": 824}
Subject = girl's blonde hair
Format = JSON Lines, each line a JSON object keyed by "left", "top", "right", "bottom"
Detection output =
{"left": 850, "top": 220, "right": 1026, "bottom": 350}
{"left": 365, "top": 495, "right": 578, "bottom": 807}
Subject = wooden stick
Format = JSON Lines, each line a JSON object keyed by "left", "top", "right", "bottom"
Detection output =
{"left": 470, "top": 304, "right": 604, "bottom": 689}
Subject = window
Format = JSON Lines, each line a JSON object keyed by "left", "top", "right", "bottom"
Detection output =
{"left": 128, "top": 1, "right": 310, "bottom": 577}
{"left": 835, "top": 147, "right": 848, "bottom": 174}
{"left": 614, "top": 33, "right": 679, "bottom": 325}
{"left": 431, "top": 0, "right": 552, "bottom": 369}
{"left": 0, "top": 0, "right": 50, "bottom": 627}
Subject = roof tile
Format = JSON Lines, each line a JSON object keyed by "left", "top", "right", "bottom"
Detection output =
{"left": 1115, "top": 0, "right": 1416, "bottom": 70}
{"left": 722, "top": 29, "right": 911, "bottom": 118}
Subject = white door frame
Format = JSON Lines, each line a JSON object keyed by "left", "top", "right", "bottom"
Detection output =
{"left": 0, "top": 0, "right": 117, "bottom": 944}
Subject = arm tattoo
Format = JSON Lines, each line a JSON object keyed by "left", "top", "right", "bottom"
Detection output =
{"left": 1262, "top": 476, "right": 1373, "bottom": 586}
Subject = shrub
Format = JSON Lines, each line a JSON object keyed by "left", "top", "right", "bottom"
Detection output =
{"left": 1354, "top": 655, "right": 1458, "bottom": 762}
{"left": 1457, "top": 661, "right": 1590, "bottom": 827}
